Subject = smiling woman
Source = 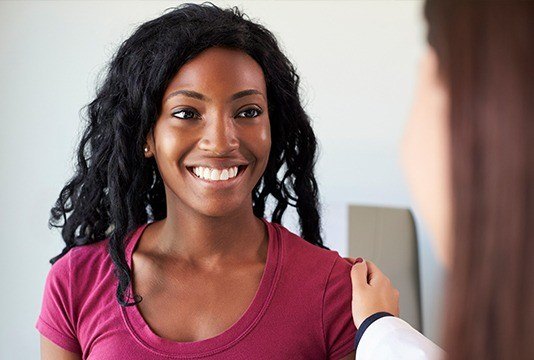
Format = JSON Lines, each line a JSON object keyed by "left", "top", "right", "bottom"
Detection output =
{"left": 36, "top": 3, "right": 356, "bottom": 360}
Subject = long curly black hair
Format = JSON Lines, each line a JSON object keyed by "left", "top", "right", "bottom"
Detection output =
{"left": 49, "top": 2, "right": 326, "bottom": 307}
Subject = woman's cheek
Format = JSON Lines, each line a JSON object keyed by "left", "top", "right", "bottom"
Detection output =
{"left": 244, "top": 118, "right": 271, "bottom": 167}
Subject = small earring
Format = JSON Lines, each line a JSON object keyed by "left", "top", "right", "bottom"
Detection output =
{"left": 144, "top": 146, "right": 149, "bottom": 153}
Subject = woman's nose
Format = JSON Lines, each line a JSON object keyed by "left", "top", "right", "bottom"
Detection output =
{"left": 198, "top": 115, "right": 239, "bottom": 155}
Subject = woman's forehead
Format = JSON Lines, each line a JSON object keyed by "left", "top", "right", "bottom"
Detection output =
{"left": 163, "top": 47, "right": 267, "bottom": 99}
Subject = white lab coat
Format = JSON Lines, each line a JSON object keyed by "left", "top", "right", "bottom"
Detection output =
{"left": 356, "top": 316, "right": 446, "bottom": 359}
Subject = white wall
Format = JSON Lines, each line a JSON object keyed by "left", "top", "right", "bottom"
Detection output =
{"left": 0, "top": 1, "right": 445, "bottom": 358}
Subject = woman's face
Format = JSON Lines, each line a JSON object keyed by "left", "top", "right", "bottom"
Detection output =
{"left": 401, "top": 47, "right": 452, "bottom": 268}
{"left": 145, "top": 47, "right": 271, "bottom": 218}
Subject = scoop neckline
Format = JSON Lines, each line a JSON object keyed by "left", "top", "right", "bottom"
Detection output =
{"left": 120, "top": 217, "right": 281, "bottom": 357}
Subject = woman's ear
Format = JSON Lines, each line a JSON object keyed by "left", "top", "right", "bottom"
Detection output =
{"left": 144, "top": 144, "right": 151, "bottom": 157}
{"left": 144, "top": 130, "right": 155, "bottom": 158}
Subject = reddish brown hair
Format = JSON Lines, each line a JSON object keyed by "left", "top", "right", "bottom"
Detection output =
{"left": 425, "top": 1, "right": 534, "bottom": 359}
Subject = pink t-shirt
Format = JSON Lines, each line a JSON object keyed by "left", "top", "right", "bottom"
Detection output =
{"left": 36, "top": 218, "right": 357, "bottom": 359}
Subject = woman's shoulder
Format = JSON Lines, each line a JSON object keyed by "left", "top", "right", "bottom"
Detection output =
{"left": 46, "top": 236, "right": 116, "bottom": 289}
{"left": 271, "top": 221, "right": 352, "bottom": 276}
{"left": 273, "top": 221, "right": 348, "bottom": 260}
{"left": 68, "top": 237, "right": 112, "bottom": 269}
{"left": 269, "top": 221, "right": 356, "bottom": 357}
{"left": 36, "top": 236, "right": 118, "bottom": 355}
{"left": 50, "top": 222, "right": 149, "bottom": 273}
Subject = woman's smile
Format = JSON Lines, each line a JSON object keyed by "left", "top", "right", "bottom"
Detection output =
{"left": 185, "top": 163, "right": 249, "bottom": 188}
{"left": 190, "top": 165, "right": 241, "bottom": 181}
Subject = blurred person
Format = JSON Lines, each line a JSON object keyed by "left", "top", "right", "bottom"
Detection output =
{"left": 348, "top": 1, "right": 534, "bottom": 359}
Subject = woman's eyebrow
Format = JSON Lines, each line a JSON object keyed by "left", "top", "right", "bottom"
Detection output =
{"left": 164, "top": 89, "right": 265, "bottom": 103}
{"left": 164, "top": 90, "right": 205, "bottom": 103}
{"left": 231, "top": 89, "right": 265, "bottom": 101}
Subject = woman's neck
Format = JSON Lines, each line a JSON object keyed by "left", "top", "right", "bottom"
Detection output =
{"left": 150, "top": 205, "right": 266, "bottom": 268}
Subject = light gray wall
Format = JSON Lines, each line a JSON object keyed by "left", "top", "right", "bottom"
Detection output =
{"left": 0, "top": 1, "right": 445, "bottom": 358}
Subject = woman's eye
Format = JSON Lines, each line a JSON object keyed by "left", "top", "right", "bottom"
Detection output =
{"left": 172, "top": 109, "right": 198, "bottom": 119}
{"left": 236, "top": 108, "right": 262, "bottom": 118}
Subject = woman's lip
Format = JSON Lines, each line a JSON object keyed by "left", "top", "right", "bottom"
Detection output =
{"left": 185, "top": 162, "right": 249, "bottom": 169}
{"left": 186, "top": 165, "right": 248, "bottom": 175}
{"left": 186, "top": 165, "right": 248, "bottom": 186}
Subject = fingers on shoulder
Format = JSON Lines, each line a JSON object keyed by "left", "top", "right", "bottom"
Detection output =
{"left": 364, "top": 260, "right": 382, "bottom": 275}
{"left": 349, "top": 260, "right": 368, "bottom": 288}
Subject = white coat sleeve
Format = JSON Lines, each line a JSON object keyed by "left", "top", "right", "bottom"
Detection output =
{"left": 356, "top": 316, "right": 446, "bottom": 360}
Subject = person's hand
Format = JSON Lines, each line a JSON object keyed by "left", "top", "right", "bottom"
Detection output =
{"left": 344, "top": 257, "right": 400, "bottom": 328}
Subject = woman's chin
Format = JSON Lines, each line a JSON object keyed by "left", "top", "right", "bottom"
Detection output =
{"left": 192, "top": 200, "right": 247, "bottom": 219}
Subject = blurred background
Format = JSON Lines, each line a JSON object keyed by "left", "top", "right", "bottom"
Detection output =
{"left": 0, "top": 1, "right": 445, "bottom": 358}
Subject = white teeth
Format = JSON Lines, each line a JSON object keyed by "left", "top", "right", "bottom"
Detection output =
{"left": 191, "top": 166, "right": 240, "bottom": 181}
{"left": 210, "top": 169, "right": 221, "bottom": 180}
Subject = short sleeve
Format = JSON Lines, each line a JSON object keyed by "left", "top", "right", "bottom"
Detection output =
{"left": 322, "top": 255, "right": 357, "bottom": 359}
{"left": 35, "top": 252, "right": 82, "bottom": 354}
